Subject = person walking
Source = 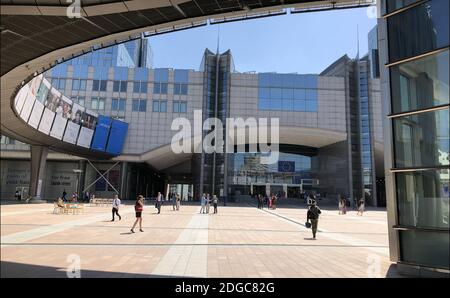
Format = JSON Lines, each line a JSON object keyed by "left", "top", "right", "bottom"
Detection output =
{"left": 357, "top": 198, "right": 365, "bottom": 216}
{"left": 176, "top": 193, "right": 181, "bottom": 211}
{"left": 265, "top": 194, "right": 270, "bottom": 209}
{"left": 15, "top": 189, "right": 22, "bottom": 201}
{"left": 342, "top": 197, "right": 347, "bottom": 215}
{"left": 212, "top": 195, "right": 218, "bottom": 214}
{"left": 306, "top": 196, "right": 322, "bottom": 239}
{"left": 272, "top": 194, "right": 277, "bottom": 210}
{"left": 155, "top": 192, "right": 163, "bottom": 214}
{"left": 62, "top": 189, "right": 67, "bottom": 202}
{"left": 338, "top": 195, "right": 343, "bottom": 215}
{"left": 111, "top": 194, "right": 122, "bottom": 221}
{"left": 200, "top": 193, "right": 206, "bottom": 214}
{"left": 171, "top": 192, "right": 177, "bottom": 211}
{"left": 131, "top": 195, "right": 144, "bottom": 233}
{"left": 206, "top": 194, "right": 211, "bottom": 214}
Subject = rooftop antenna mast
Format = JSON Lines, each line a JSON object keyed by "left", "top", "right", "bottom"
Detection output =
{"left": 216, "top": 24, "right": 220, "bottom": 55}
{"left": 356, "top": 24, "right": 360, "bottom": 60}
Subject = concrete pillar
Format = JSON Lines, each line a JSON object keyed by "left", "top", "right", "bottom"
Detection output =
{"left": 78, "top": 160, "right": 87, "bottom": 195}
{"left": 119, "top": 162, "right": 128, "bottom": 199}
{"left": 29, "top": 145, "right": 48, "bottom": 203}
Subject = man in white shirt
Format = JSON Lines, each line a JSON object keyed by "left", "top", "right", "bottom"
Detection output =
{"left": 111, "top": 194, "right": 122, "bottom": 221}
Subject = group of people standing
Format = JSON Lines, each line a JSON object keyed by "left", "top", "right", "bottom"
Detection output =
{"left": 338, "top": 195, "right": 365, "bottom": 216}
{"left": 256, "top": 193, "right": 278, "bottom": 210}
{"left": 200, "top": 193, "right": 218, "bottom": 214}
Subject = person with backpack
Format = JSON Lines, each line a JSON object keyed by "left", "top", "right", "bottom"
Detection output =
{"left": 306, "top": 195, "right": 322, "bottom": 239}
{"left": 131, "top": 195, "right": 144, "bottom": 233}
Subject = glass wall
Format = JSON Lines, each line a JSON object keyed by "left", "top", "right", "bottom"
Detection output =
{"left": 384, "top": 0, "right": 450, "bottom": 271}
{"left": 359, "top": 61, "right": 374, "bottom": 203}
{"left": 391, "top": 50, "right": 449, "bottom": 113}
{"left": 396, "top": 169, "right": 449, "bottom": 229}
{"left": 230, "top": 152, "right": 312, "bottom": 186}
{"left": 388, "top": 0, "right": 449, "bottom": 63}
{"left": 387, "top": 0, "right": 421, "bottom": 13}
{"left": 393, "top": 109, "right": 449, "bottom": 168}
{"left": 258, "top": 73, "right": 318, "bottom": 112}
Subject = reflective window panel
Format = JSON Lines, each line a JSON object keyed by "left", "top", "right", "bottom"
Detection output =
{"left": 396, "top": 169, "right": 450, "bottom": 229}
{"left": 394, "top": 108, "right": 449, "bottom": 168}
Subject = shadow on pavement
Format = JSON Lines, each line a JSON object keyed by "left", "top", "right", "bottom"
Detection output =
{"left": 1, "top": 261, "right": 183, "bottom": 278}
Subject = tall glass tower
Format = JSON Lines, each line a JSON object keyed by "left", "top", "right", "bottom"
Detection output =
{"left": 379, "top": 0, "right": 449, "bottom": 276}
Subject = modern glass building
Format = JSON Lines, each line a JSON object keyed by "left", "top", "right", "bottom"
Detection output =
{"left": 1, "top": 30, "right": 384, "bottom": 207}
{"left": 378, "top": 0, "right": 449, "bottom": 275}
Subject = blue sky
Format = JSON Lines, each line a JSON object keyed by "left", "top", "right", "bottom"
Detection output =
{"left": 150, "top": 7, "right": 377, "bottom": 74}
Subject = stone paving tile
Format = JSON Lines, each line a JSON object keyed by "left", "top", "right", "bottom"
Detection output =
{"left": 1, "top": 203, "right": 398, "bottom": 278}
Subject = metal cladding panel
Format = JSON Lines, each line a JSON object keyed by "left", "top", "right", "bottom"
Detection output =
{"left": 105, "top": 119, "right": 128, "bottom": 155}
{"left": 91, "top": 115, "right": 112, "bottom": 152}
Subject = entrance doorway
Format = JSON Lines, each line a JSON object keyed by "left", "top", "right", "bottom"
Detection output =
{"left": 252, "top": 185, "right": 266, "bottom": 197}
{"left": 168, "top": 184, "right": 193, "bottom": 201}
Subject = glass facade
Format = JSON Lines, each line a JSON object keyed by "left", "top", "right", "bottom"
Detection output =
{"left": 359, "top": 61, "right": 375, "bottom": 203}
{"left": 258, "top": 73, "right": 318, "bottom": 112}
{"left": 388, "top": 0, "right": 449, "bottom": 63}
{"left": 396, "top": 170, "right": 449, "bottom": 229}
{"left": 391, "top": 50, "right": 449, "bottom": 113}
{"left": 393, "top": 109, "right": 449, "bottom": 168}
{"left": 153, "top": 68, "right": 169, "bottom": 94}
{"left": 387, "top": 0, "right": 422, "bottom": 13}
{"left": 383, "top": 0, "right": 450, "bottom": 271}
{"left": 231, "top": 152, "right": 312, "bottom": 185}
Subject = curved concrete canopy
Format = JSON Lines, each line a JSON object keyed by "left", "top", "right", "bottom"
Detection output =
{"left": 0, "top": 0, "right": 374, "bottom": 159}
{"left": 117, "top": 126, "right": 347, "bottom": 171}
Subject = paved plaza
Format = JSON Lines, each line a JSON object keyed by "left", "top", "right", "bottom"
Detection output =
{"left": 0, "top": 201, "right": 400, "bottom": 278}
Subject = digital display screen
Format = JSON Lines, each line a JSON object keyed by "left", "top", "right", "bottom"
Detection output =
{"left": 14, "top": 84, "right": 29, "bottom": 115}
{"left": 63, "top": 102, "right": 84, "bottom": 144}
{"left": 38, "top": 107, "right": 55, "bottom": 134}
{"left": 50, "top": 95, "right": 72, "bottom": 140}
{"left": 106, "top": 119, "right": 129, "bottom": 155}
{"left": 91, "top": 115, "right": 112, "bottom": 152}
{"left": 28, "top": 100, "right": 44, "bottom": 129}
{"left": 77, "top": 110, "right": 98, "bottom": 148}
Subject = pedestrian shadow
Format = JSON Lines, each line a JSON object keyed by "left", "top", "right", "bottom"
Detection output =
{"left": 303, "top": 237, "right": 316, "bottom": 241}
{"left": 120, "top": 232, "right": 134, "bottom": 235}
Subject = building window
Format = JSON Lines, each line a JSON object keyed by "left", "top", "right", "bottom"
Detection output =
{"left": 173, "top": 101, "right": 187, "bottom": 113}
{"left": 111, "top": 98, "right": 126, "bottom": 111}
{"left": 132, "top": 99, "right": 147, "bottom": 112}
{"left": 133, "top": 81, "right": 148, "bottom": 93}
{"left": 0, "top": 135, "right": 15, "bottom": 144}
{"left": 259, "top": 87, "right": 317, "bottom": 112}
{"left": 391, "top": 50, "right": 449, "bottom": 114}
{"left": 92, "top": 80, "right": 107, "bottom": 91}
{"left": 174, "top": 83, "right": 188, "bottom": 95}
{"left": 153, "top": 100, "right": 167, "bottom": 112}
{"left": 153, "top": 82, "right": 168, "bottom": 94}
{"left": 393, "top": 108, "right": 449, "bottom": 168}
{"left": 113, "top": 80, "right": 127, "bottom": 92}
{"left": 72, "top": 79, "right": 86, "bottom": 91}
{"left": 91, "top": 97, "right": 105, "bottom": 110}
{"left": 388, "top": 0, "right": 449, "bottom": 63}
{"left": 71, "top": 96, "right": 85, "bottom": 106}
